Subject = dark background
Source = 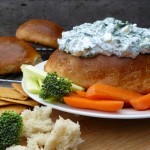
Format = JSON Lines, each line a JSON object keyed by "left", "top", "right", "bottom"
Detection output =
{"left": 0, "top": 0, "right": 149, "bottom": 36}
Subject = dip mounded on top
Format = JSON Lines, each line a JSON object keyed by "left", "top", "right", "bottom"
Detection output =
{"left": 58, "top": 17, "right": 150, "bottom": 58}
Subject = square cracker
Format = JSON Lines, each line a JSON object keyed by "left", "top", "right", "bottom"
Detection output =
{"left": 0, "top": 97, "right": 39, "bottom": 107}
{"left": 11, "top": 83, "right": 28, "bottom": 97}
{"left": 0, "top": 99, "right": 12, "bottom": 106}
{"left": 0, "top": 87, "right": 27, "bottom": 100}
{"left": 0, "top": 105, "right": 28, "bottom": 114}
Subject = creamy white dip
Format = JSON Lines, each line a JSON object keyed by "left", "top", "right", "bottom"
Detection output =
{"left": 58, "top": 17, "right": 150, "bottom": 58}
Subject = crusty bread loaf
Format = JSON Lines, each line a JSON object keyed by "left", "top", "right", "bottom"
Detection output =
{"left": 0, "top": 36, "right": 41, "bottom": 75}
{"left": 44, "top": 49, "right": 150, "bottom": 94}
{"left": 16, "top": 19, "right": 64, "bottom": 48}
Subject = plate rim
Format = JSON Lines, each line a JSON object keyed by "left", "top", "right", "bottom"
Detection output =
{"left": 21, "top": 61, "right": 150, "bottom": 119}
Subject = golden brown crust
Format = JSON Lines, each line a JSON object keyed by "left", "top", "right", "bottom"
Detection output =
{"left": 44, "top": 49, "right": 150, "bottom": 94}
{"left": 0, "top": 36, "right": 41, "bottom": 75}
{"left": 16, "top": 19, "right": 64, "bottom": 48}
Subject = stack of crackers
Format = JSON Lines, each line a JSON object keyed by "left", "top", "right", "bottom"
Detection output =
{"left": 0, "top": 83, "right": 39, "bottom": 114}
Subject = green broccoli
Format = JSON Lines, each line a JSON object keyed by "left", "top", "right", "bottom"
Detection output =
{"left": 0, "top": 111, "right": 23, "bottom": 150}
{"left": 39, "top": 72, "right": 72, "bottom": 101}
{"left": 21, "top": 64, "right": 85, "bottom": 101}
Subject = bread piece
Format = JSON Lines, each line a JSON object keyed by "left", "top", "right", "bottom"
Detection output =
{"left": 21, "top": 106, "right": 54, "bottom": 137}
{"left": 0, "top": 36, "right": 41, "bottom": 75}
{"left": 16, "top": 19, "right": 64, "bottom": 48}
{"left": 27, "top": 133, "right": 51, "bottom": 150}
{"left": 44, "top": 117, "right": 83, "bottom": 150}
{"left": 6, "top": 145, "right": 28, "bottom": 150}
{"left": 45, "top": 49, "right": 150, "bottom": 94}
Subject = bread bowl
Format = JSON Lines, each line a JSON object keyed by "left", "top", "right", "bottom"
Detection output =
{"left": 44, "top": 18, "right": 150, "bottom": 94}
{"left": 0, "top": 36, "right": 41, "bottom": 75}
{"left": 16, "top": 19, "right": 64, "bottom": 48}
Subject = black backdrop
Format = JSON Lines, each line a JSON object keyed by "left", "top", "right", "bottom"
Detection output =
{"left": 0, "top": 0, "right": 149, "bottom": 36}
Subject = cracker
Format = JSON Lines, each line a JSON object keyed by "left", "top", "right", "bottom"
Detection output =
{"left": 0, "top": 99, "right": 12, "bottom": 106}
{"left": 0, "top": 105, "right": 28, "bottom": 114}
{"left": 0, "top": 97, "right": 39, "bottom": 107}
{"left": 0, "top": 87, "right": 27, "bottom": 100}
{"left": 11, "top": 83, "right": 28, "bottom": 97}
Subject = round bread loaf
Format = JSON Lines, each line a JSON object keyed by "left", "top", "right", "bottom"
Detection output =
{"left": 44, "top": 49, "right": 150, "bottom": 94}
{"left": 16, "top": 19, "right": 64, "bottom": 48}
{"left": 0, "top": 36, "right": 41, "bottom": 75}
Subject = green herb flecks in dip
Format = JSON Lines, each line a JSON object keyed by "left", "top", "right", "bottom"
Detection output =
{"left": 58, "top": 18, "right": 150, "bottom": 58}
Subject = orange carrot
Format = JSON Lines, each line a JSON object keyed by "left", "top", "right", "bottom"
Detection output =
{"left": 130, "top": 93, "right": 150, "bottom": 110}
{"left": 68, "top": 92, "right": 83, "bottom": 97}
{"left": 63, "top": 96, "right": 124, "bottom": 112}
{"left": 86, "top": 84, "right": 142, "bottom": 103}
{"left": 76, "top": 91, "right": 86, "bottom": 97}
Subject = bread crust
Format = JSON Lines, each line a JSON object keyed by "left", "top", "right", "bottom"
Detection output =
{"left": 0, "top": 36, "right": 41, "bottom": 74}
{"left": 16, "top": 19, "right": 64, "bottom": 48}
{"left": 44, "top": 49, "right": 150, "bottom": 94}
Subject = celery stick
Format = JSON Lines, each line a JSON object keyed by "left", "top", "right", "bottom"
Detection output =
{"left": 21, "top": 64, "right": 47, "bottom": 94}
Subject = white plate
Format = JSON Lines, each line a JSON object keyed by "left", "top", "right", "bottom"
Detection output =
{"left": 22, "top": 61, "right": 150, "bottom": 119}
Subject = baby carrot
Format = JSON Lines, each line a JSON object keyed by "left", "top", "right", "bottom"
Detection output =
{"left": 130, "top": 93, "right": 150, "bottom": 110}
{"left": 63, "top": 96, "right": 124, "bottom": 112}
{"left": 86, "top": 84, "right": 142, "bottom": 103}
{"left": 76, "top": 91, "right": 86, "bottom": 97}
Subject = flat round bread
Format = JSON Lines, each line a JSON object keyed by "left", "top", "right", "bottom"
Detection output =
{"left": 0, "top": 36, "right": 41, "bottom": 75}
{"left": 16, "top": 19, "right": 64, "bottom": 48}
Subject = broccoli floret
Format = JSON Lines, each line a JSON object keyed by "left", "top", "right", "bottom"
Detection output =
{"left": 39, "top": 72, "right": 72, "bottom": 100}
{"left": 0, "top": 111, "right": 23, "bottom": 150}
{"left": 21, "top": 64, "right": 85, "bottom": 101}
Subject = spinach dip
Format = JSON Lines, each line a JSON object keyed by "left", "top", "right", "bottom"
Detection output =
{"left": 58, "top": 17, "right": 150, "bottom": 58}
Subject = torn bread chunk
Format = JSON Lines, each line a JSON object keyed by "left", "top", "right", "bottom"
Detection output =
{"left": 6, "top": 145, "right": 28, "bottom": 150}
{"left": 21, "top": 106, "right": 54, "bottom": 137}
{"left": 44, "top": 117, "right": 83, "bottom": 150}
{"left": 27, "top": 133, "right": 51, "bottom": 150}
